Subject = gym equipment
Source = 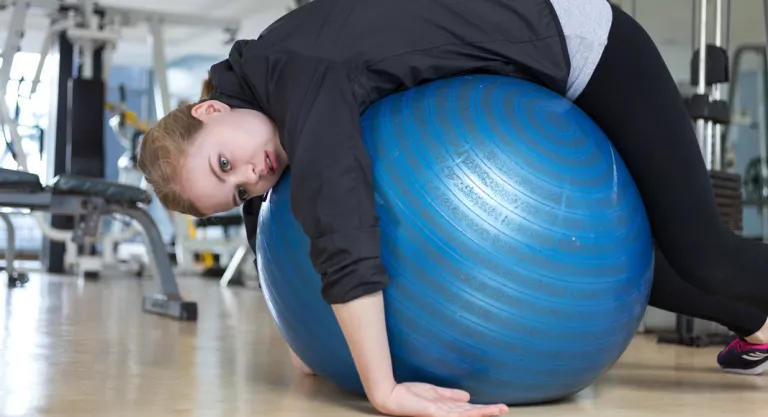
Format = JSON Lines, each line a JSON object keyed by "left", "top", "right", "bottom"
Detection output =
{"left": 219, "top": 243, "right": 255, "bottom": 287}
{"left": 744, "top": 155, "right": 765, "bottom": 204}
{"left": 106, "top": 84, "right": 150, "bottom": 189}
{"left": 257, "top": 75, "right": 654, "bottom": 405}
{"left": 192, "top": 213, "right": 246, "bottom": 279}
{"left": 0, "top": 212, "right": 29, "bottom": 287}
{"left": 0, "top": 168, "right": 196, "bottom": 319}
{"left": 731, "top": 44, "right": 768, "bottom": 242}
{"left": 686, "top": 0, "right": 731, "bottom": 167}
{"left": 102, "top": 87, "right": 152, "bottom": 273}
{"left": 710, "top": 171, "right": 743, "bottom": 232}
{"left": 0, "top": 0, "right": 238, "bottom": 319}
{"left": 655, "top": 0, "right": 741, "bottom": 348}
{"left": 0, "top": 0, "right": 85, "bottom": 281}
{"left": 170, "top": 204, "right": 246, "bottom": 277}
{"left": 0, "top": 0, "right": 239, "bottom": 277}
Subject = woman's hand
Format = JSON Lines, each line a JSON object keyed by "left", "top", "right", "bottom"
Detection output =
{"left": 331, "top": 292, "right": 508, "bottom": 417}
{"left": 372, "top": 382, "right": 509, "bottom": 417}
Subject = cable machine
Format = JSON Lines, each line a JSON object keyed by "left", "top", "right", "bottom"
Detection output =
{"left": 655, "top": 0, "right": 743, "bottom": 348}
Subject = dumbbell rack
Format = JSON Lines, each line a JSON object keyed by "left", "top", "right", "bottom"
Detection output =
{"left": 710, "top": 171, "right": 743, "bottom": 233}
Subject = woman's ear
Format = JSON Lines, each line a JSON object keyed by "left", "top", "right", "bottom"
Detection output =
{"left": 191, "top": 100, "right": 231, "bottom": 121}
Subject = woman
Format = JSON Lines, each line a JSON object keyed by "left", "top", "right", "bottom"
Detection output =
{"left": 138, "top": 0, "right": 768, "bottom": 415}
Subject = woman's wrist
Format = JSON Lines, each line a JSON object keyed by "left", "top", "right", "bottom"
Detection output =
{"left": 365, "top": 374, "right": 398, "bottom": 409}
{"left": 331, "top": 291, "right": 398, "bottom": 407}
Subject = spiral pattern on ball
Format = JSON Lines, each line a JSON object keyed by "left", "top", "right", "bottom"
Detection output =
{"left": 257, "top": 75, "right": 654, "bottom": 405}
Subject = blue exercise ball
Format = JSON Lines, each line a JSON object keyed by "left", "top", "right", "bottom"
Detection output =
{"left": 255, "top": 74, "right": 654, "bottom": 405}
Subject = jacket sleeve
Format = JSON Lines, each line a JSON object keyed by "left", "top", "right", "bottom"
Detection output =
{"left": 241, "top": 196, "right": 262, "bottom": 254}
{"left": 246, "top": 53, "right": 390, "bottom": 304}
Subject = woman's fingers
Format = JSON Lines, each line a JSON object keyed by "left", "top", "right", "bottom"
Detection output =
{"left": 454, "top": 403, "right": 509, "bottom": 417}
{"left": 435, "top": 387, "right": 471, "bottom": 402}
{"left": 431, "top": 399, "right": 509, "bottom": 417}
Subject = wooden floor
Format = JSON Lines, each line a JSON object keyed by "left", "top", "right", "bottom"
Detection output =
{"left": 1, "top": 271, "right": 767, "bottom": 417}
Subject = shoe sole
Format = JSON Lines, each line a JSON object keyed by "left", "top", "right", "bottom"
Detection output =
{"left": 720, "top": 360, "right": 768, "bottom": 376}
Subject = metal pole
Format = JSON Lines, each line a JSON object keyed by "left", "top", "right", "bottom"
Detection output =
{"left": 0, "top": 213, "right": 17, "bottom": 277}
{"left": 78, "top": 0, "right": 97, "bottom": 79}
{"left": 0, "top": 0, "right": 29, "bottom": 96}
{"left": 0, "top": 0, "right": 30, "bottom": 171}
{"left": 101, "top": 4, "right": 240, "bottom": 32}
{"left": 696, "top": 0, "right": 710, "bottom": 166}
{"left": 149, "top": 18, "right": 171, "bottom": 118}
{"left": 711, "top": 0, "right": 725, "bottom": 170}
{"left": 721, "top": 0, "right": 732, "bottom": 158}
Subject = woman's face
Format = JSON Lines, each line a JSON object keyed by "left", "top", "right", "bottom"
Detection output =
{"left": 179, "top": 100, "right": 288, "bottom": 216}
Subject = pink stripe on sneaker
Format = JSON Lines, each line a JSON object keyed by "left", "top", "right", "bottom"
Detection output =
{"left": 744, "top": 341, "right": 768, "bottom": 350}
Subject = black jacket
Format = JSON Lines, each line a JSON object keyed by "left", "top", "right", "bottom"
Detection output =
{"left": 209, "top": 0, "right": 571, "bottom": 304}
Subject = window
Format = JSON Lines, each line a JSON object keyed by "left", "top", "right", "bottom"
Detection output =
{"left": 1, "top": 51, "right": 55, "bottom": 178}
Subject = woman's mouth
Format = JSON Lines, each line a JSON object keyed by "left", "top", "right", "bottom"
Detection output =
{"left": 266, "top": 152, "right": 276, "bottom": 175}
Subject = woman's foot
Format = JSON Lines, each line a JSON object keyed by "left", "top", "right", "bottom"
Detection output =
{"left": 717, "top": 338, "right": 768, "bottom": 375}
{"left": 745, "top": 317, "right": 768, "bottom": 345}
{"left": 289, "top": 349, "right": 316, "bottom": 376}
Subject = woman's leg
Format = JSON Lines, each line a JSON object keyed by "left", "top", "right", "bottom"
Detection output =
{"left": 573, "top": 5, "right": 768, "bottom": 305}
{"left": 572, "top": 6, "right": 768, "bottom": 374}
{"left": 649, "top": 246, "right": 766, "bottom": 341}
{"left": 650, "top": 248, "right": 768, "bottom": 374}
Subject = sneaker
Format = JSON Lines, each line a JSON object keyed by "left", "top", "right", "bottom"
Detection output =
{"left": 717, "top": 338, "right": 768, "bottom": 375}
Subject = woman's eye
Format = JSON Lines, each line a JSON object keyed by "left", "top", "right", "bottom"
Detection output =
{"left": 219, "top": 157, "right": 231, "bottom": 171}
{"left": 238, "top": 187, "right": 248, "bottom": 201}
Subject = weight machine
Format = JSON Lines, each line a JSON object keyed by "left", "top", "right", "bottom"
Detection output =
{"left": 653, "top": 0, "right": 742, "bottom": 347}
{"left": 730, "top": 44, "right": 768, "bottom": 241}
{"left": 729, "top": 0, "right": 768, "bottom": 244}
{"left": 0, "top": 0, "right": 239, "bottom": 320}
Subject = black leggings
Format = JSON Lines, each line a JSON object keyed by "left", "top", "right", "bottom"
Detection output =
{"left": 573, "top": 5, "right": 768, "bottom": 339}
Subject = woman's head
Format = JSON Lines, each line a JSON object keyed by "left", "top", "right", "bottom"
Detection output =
{"left": 138, "top": 78, "right": 288, "bottom": 217}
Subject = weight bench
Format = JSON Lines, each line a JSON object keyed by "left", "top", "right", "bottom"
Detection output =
{"left": 0, "top": 167, "right": 197, "bottom": 321}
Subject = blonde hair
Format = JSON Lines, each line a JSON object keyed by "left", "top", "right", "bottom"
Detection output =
{"left": 137, "top": 74, "right": 215, "bottom": 217}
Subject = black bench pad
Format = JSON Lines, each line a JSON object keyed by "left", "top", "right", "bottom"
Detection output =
{"left": 0, "top": 168, "right": 43, "bottom": 192}
{"left": 196, "top": 214, "right": 244, "bottom": 228}
{"left": 52, "top": 174, "right": 152, "bottom": 205}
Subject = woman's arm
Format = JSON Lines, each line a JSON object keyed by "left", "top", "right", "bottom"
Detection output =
{"left": 332, "top": 291, "right": 397, "bottom": 406}
{"left": 249, "top": 53, "right": 507, "bottom": 416}
{"left": 333, "top": 291, "right": 509, "bottom": 417}
{"left": 254, "top": 53, "right": 397, "bottom": 395}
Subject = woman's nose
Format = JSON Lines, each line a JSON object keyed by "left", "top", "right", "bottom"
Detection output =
{"left": 239, "top": 164, "right": 260, "bottom": 184}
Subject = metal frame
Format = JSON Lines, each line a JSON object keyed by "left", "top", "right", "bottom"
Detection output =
{"left": 725, "top": 0, "right": 768, "bottom": 241}
{"left": 0, "top": 0, "right": 31, "bottom": 171}
{"left": 0, "top": 212, "right": 25, "bottom": 286}
{"left": 0, "top": 185, "right": 195, "bottom": 319}
{"left": 693, "top": 0, "right": 731, "bottom": 170}
{"left": 219, "top": 242, "right": 257, "bottom": 287}
{"left": 0, "top": 0, "right": 239, "bottom": 30}
{"left": 651, "top": 0, "right": 736, "bottom": 347}
{"left": 728, "top": 45, "right": 768, "bottom": 243}
{"left": 0, "top": 0, "right": 244, "bottom": 283}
